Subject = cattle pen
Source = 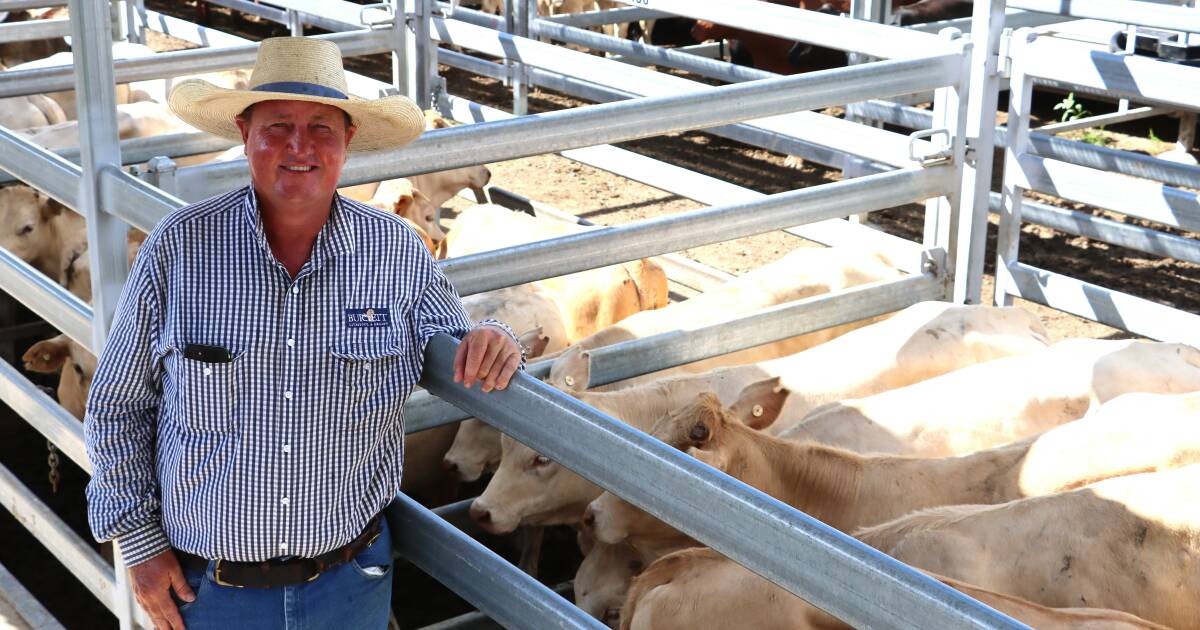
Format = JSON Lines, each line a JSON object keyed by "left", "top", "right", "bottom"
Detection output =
{"left": 0, "top": 0, "right": 1196, "bottom": 628}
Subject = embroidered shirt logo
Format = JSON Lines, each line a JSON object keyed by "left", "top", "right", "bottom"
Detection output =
{"left": 345, "top": 307, "right": 391, "bottom": 328}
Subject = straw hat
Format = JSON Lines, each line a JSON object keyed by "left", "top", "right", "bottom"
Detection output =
{"left": 168, "top": 37, "right": 425, "bottom": 152}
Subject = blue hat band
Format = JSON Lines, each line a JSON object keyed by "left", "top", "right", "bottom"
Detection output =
{"left": 252, "top": 81, "right": 349, "bottom": 100}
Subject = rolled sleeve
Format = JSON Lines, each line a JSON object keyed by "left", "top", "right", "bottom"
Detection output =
{"left": 116, "top": 522, "right": 171, "bottom": 567}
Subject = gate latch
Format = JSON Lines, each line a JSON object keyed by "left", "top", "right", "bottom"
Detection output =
{"left": 359, "top": 3, "right": 394, "bottom": 29}
{"left": 908, "top": 128, "right": 953, "bottom": 166}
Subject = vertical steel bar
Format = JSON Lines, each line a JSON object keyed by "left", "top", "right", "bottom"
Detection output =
{"left": 69, "top": 1, "right": 134, "bottom": 625}
{"left": 414, "top": 0, "right": 435, "bottom": 108}
{"left": 953, "top": 0, "right": 1005, "bottom": 303}
{"left": 287, "top": 8, "right": 303, "bottom": 35}
{"left": 994, "top": 30, "right": 1037, "bottom": 307}
{"left": 925, "top": 29, "right": 968, "bottom": 302}
{"left": 392, "top": 0, "right": 412, "bottom": 98}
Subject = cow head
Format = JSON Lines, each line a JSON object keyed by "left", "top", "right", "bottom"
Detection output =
{"left": 548, "top": 345, "right": 591, "bottom": 392}
{"left": 575, "top": 539, "right": 646, "bottom": 628}
{"left": 0, "top": 184, "right": 65, "bottom": 271}
{"left": 23, "top": 335, "right": 96, "bottom": 421}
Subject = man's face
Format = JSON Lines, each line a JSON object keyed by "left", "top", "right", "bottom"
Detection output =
{"left": 235, "top": 99, "right": 356, "bottom": 209}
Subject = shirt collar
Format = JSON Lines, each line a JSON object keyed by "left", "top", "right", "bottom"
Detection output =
{"left": 240, "top": 186, "right": 357, "bottom": 270}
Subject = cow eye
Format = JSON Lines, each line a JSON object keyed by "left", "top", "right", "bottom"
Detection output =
{"left": 689, "top": 422, "right": 709, "bottom": 443}
{"left": 602, "top": 608, "right": 621, "bottom": 624}
{"left": 531, "top": 455, "right": 551, "bottom": 468}
{"left": 18, "top": 224, "right": 33, "bottom": 236}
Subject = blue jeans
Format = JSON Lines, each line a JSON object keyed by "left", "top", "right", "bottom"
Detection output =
{"left": 175, "top": 519, "right": 393, "bottom": 630}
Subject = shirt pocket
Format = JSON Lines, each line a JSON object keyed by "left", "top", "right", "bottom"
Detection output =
{"left": 176, "top": 351, "right": 242, "bottom": 434}
{"left": 330, "top": 336, "right": 409, "bottom": 431}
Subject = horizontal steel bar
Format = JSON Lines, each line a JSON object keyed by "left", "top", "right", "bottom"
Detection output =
{"left": 174, "top": 48, "right": 956, "bottom": 200}
{"left": 200, "top": 0, "right": 288, "bottom": 24}
{"left": 909, "top": 8, "right": 1070, "bottom": 33}
{"left": 420, "top": 334, "right": 1026, "bottom": 629}
{"left": 441, "top": 165, "right": 952, "bottom": 296}
{"left": 0, "top": 16, "right": 67, "bottom": 43}
{"left": 0, "top": 249, "right": 93, "bottom": 351}
{"left": 0, "top": 358, "right": 89, "bottom": 472}
{"left": 100, "top": 167, "right": 186, "bottom": 235}
{"left": 1021, "top": 36, "right": 1200, "bottom": 110}
{"left": 586, "top": 274, "right": 941, "bottom": 387}
{"left": 606, "top": 0, "right": 953, "bottom": 59}
{"left": 538, "top": 6, "right": 668, "bottom": 28}
{"left": 439, "top": 93, "right": 923, "bottom": 271}
{"left": 1002, "top": 261, "right": 1200, "bottom": 348}
{"left": 0, "top": 125, "right": 81, "bottom": 210}
{"left": 1034, "top": 106, "right": 1166, "bottom": 134}
{"left": 0, "top": 28, "right": 392, "bottom": 98}
{"left": 417, "top": 609, "right": 503, "bottom": 630}
{"left": 1009, "top": 0, "right": 1200, "bottom": 33}
{"left": 249, "top": 0, "right": 389, "bottom": 30}
{"left": 388, "top": 493, "right": 604, "bottom": 630}
{"left": 858, "top": 99, "right": 1200, "bottom": 190}
{"left": 1014, "top": 154, "right": 1200, "bottom": 232}
{"left": 0, "top": 461, "right": 115, "bottom": 616}
{"left": 0, "top": 131, "right": 236, "bottom": 188}
{"left": 988, "top": 192, "right": 1200, "bottom": 265}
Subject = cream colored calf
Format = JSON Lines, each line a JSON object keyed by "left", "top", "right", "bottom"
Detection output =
{"left": 468, "top": 302, "right": 1049, "bottom": 533}
{"left": 621, "top": 547, "right": 1170, "bottom": 630}
{"left": 783, "top": 338, "right": 1200, "bottom": 455}
{"left": 856, "top": 465, "right": 1200, "bottom": 629}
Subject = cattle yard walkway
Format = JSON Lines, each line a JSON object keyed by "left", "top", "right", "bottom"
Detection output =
{"left": 0, "top": 561, "right": 63, "bottom": 630}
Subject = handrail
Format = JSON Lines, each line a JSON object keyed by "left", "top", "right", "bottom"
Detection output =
{"left": 420, "top": 334, "right": 1028, "bottom": 629}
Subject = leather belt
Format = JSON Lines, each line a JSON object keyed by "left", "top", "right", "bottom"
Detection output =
{"left": 176, "top": 514, "right": 384, "bottom": 589}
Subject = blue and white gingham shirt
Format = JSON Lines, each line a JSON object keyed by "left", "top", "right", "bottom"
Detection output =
{"left": 84, "top": 185, "right": 517, "bottom": 566}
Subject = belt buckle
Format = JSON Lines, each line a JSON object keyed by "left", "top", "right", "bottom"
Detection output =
{"left": 212, "top": 559, "right": 243, "bottom": 588}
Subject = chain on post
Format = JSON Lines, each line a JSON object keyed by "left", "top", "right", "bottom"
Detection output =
{"left": 47, "top": 441, "right": 61, "bottom": 494}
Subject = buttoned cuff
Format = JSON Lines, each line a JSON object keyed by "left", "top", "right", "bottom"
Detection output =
{"left": 116, "top": 522, "right": 172, "bottom": 567}
{"left": 478, "top": 319, "right": 527, "bottom": 370}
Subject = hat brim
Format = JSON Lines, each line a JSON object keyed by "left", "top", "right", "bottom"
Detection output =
{"left": 168, "top": 79, "right": 425, "bottom": 152}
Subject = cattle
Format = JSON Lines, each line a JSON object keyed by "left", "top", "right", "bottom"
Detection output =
{"left": 781, "top": 338, "right": 1200, "bottom": 455}
{"left": 575, "top": 536, "right": 648, "bottom": 628}
{"left": 888, "top": 0, "right": 973, "bottom": 26}
{"left": 0, "top": 185, "right": 81, "bottom": 281}
{"left": 443, "top": 204, "right": 669, "bottom": 341}
{"left": 690, "top": 1, "right": 848, "bottom": 74}
{"left": 6, "top": 42, "right": 167, "bottom": 120}
{"left": 548, "top": 246, "right": 905, "bottom": 392}
{"left": 22, "top": 101, "right": 195, "bottom": 150}
{"left": 0, "top": 92, "right": 66, "bottom": 130}
{"left": 468, "top": 302, "right": 1050, "bottom": 532}
{"left": 620, "top": 547, "right": 1170, "bottom": 630}
{"left": 856, "top": 465, "right": 1200, "bottom": 629}
{"left": 23, "top": 334, "right": 95, "bottom": 421}
{"left": 584, "top": 388, "right": 1200, "bottom": 557}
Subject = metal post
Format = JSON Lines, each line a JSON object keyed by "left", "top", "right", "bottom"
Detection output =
{"left": 925, "top": 28, "right": 968, "bottom": 301}
{"left": 954, "top": 0, "right": 1006, "bottom": 304}
{"left": 70, "top": 4, "right": 134, "bottom": 626}
{"left": 392, "top": 0, "right": 411, "bottom": 98}
{"left": 413, "top": 0, "right": 437, "bottom": 109}
{"left": 287, "top": 8, "right": 303, "bottom": 35}
{"left": 994, "top": 30, "right": 1037, "bottom": 307}
{"left": 844, "top": 0, "right": 882, "bottom": 224}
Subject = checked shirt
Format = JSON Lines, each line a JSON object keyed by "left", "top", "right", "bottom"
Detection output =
{"left": 84, "top": 185, "right": 517, "bottom": 566}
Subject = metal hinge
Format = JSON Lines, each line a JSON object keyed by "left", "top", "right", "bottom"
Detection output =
{"left": 994, "top": 27, "right": 1015, "bottom": 79}
{"left": 908, "top": 128, "right": 953, "bottom": 166}
{"left": 922, "top": 247, "right": 949, "bottom": 290}
{"left": 133, "top": 156, "right": 177, "bottom": 194}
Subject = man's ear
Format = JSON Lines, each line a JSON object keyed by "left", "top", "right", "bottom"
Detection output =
{"left": 234, "top": 114, "right": 251, "bottom": 144}
{"left": 344, "top": 123, "right": 358, "bottom": 150}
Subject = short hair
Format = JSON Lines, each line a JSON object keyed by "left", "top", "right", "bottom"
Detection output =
{"left": 238, "top": 103, "right": 354, "bottom": 130}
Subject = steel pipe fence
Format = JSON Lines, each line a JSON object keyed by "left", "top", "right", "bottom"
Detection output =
{"left": 0, "top": 132, "right": 235, "bottom": 187}
{"left": 0, "top": 125, "right": 82, "bottom": 210}
{"left": 442, "top": 164, "right": 953, "bottom": 296}
{"left": 0, "top": 16, "right": 68, "bottom": 42}
{"left": 403, "top": 272, "right": 942, "bottom": 433}
{"left": 538, "top": 6, "right": 667, "bottom": 28}
{"left": 390, "top": 493, "right": 605, "bottom": 630}
{"left": 419, "top": 334, "right": 1026, "bottom": 629}
{"left": 0, "top": 358, "right": 88, "bottom": 471}
{"left": 1009, "top": 0, "right": 1200, "bottom": 32}
{"left": 0, "top": 249, "right": 93, "bottom": 350}
{"left": 995, "top": 28, "right": 1200, "bottom": 347}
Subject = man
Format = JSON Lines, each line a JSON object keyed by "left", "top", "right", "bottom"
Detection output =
{"left": 84, "top": 37, "right": 523, "bottom": 630}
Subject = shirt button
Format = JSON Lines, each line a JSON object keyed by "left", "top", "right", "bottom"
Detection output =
{"left": 203, "top": 367, "right": 212, "bottom": 376}
{"left": 286, "top": 338, "right": 295, "bottom": 348}
{"left": 279, "top": 542, "right": 288, "bottom": 553}
{"left": 291, "top": 286, "right": 299, "bottom": 294}
{"left": 362, "top": 363, "right": 371, "bottom": 372}
{"left": 281, "top": 497, "right": 290, "bottom": 506}
{"left": 283, "top": 391, "right": 293, "bottom": 400}
{"left": 282, "top": 444, "right": 291, "bottom": 453}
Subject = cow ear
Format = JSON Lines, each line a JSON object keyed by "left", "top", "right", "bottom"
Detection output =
{"left": 549, "top": 346, "right": 590, "bottom": 391}
{"left": 39, "top": 196, "right": 64, "bottom": 221}
{"left": 392, "top": 193, "right": 415, "bottom": 218}
{"left": 23, "top": 337, "right": 69, "bottom": 373}
{"left": 518, "top": 327, "right": 551, "bottom": 360}
{"left": 730, "top": 377, "right": 788, "bottom": 430}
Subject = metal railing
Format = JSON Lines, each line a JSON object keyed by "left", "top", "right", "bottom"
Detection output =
{"left": 995, "top": 28, "right": 1200, "bottom": 348}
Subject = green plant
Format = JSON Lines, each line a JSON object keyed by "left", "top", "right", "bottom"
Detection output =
{"left": 1148, "top": 128, "right": 1162, "bottom": 143}
{"left": 1053, "top": 92, "right": 1091, "bottom": 123}
{"left": 1080, "top": 129, "right": 1109, "bottom": 146}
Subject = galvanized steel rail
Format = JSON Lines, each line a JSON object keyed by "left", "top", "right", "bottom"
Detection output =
{"left": 419, "top": 335, "right": 1027, "bottom": 629}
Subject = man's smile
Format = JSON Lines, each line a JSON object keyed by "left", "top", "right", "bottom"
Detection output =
{"left": 282, "top": 165, "right": 316, "bottom": 172}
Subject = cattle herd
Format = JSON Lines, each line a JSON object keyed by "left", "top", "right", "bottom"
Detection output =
{"left": 2, "top": 3, "right": 1198, "bottom": 630}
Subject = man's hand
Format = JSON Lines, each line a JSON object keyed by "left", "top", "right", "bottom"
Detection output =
{"left": 454, "top": 325, "right": 522, "bottom": 392}
{"left": 129, "top": 550, "right": 195, "bottom": 630}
